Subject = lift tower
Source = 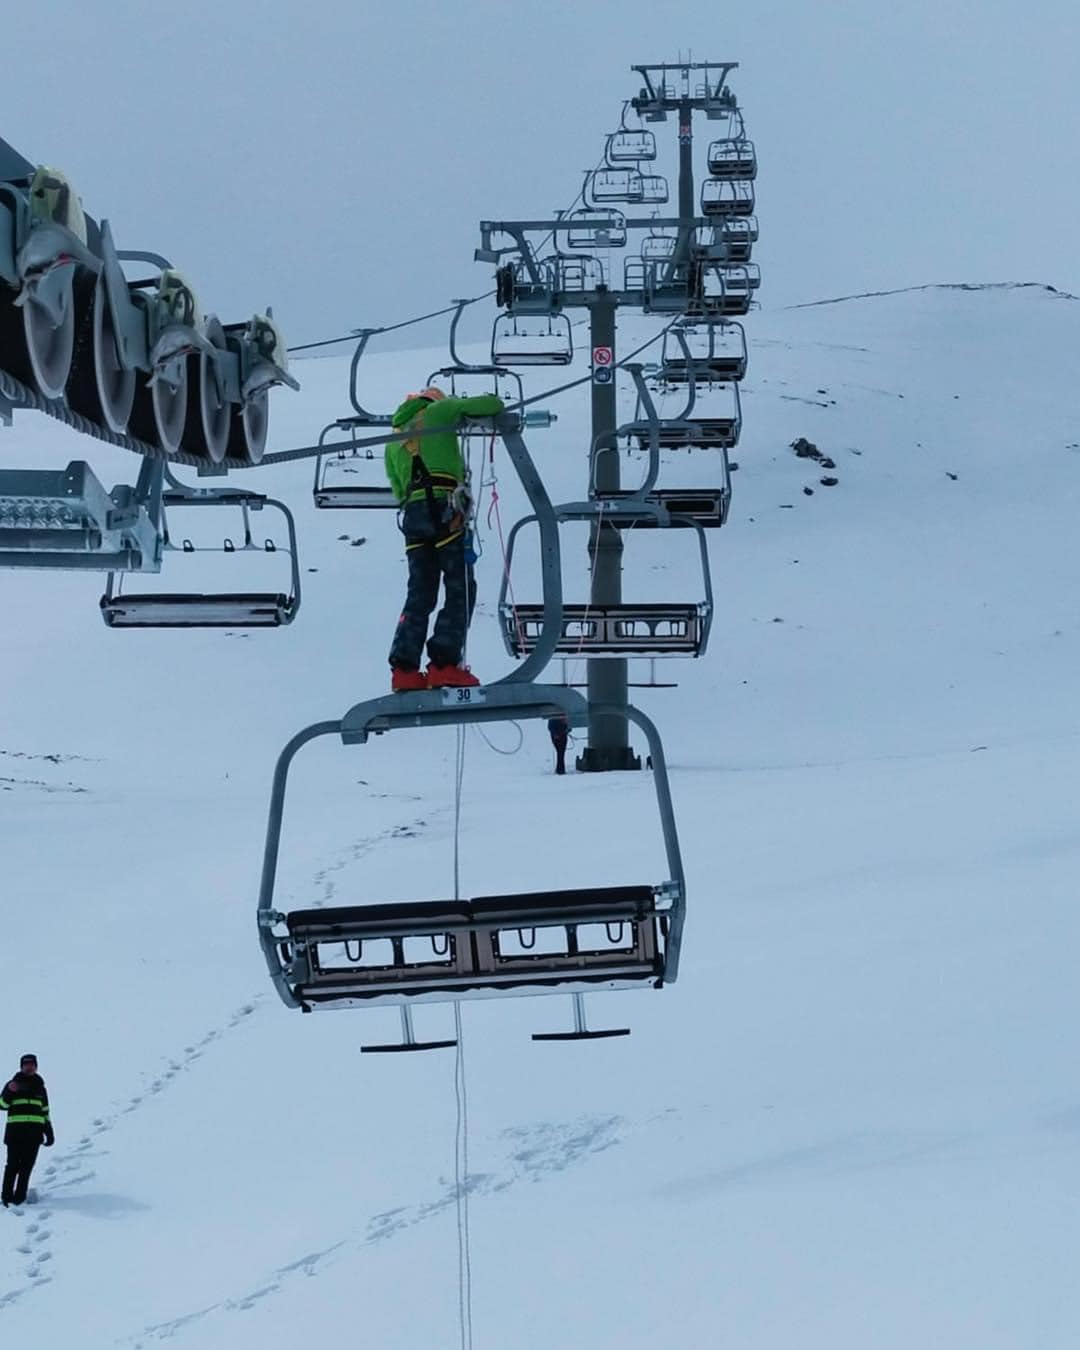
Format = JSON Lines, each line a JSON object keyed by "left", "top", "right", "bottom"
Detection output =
{"left": 477, "top": 61, "right": 742, "bottom": 770}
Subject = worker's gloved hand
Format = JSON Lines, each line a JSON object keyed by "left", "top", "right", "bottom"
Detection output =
{"left": 450, "top": 484, "right": 472, "bottom": 519}
{"left": 43, "top": 1129, "right": 54, "bottom": 1147}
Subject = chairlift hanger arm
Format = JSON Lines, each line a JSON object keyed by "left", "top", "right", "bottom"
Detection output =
{"left": 255, "top": 694, "right": 685, "bottom": 1006}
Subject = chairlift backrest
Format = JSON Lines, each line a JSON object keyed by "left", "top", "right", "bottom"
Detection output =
{"left": 589, "top": 167, "right": 644, "bottom": 204}
{"left": 492, "top": 313, "right": 574, "bottom": 368}
{"left": 562, "top": 208, "right": 627, "bottom": 251}
{"left": 637, "top": 174, "right": 669, "bottom": 205}
{"left": 606, "top": 129, "right": 657, "bottom": 163}
{"left": 641, "top": 234, "right": 676, "bottom": 261}
{"left": 706, "top": 140, "right": 757, "bottom": 184}
{"left": 701, "top": 179, "right": 756, "bottom": 216}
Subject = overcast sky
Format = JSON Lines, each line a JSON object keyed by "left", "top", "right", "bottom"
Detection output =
{"left": 7, "top": 0, "right": 1078, "bottom": 353}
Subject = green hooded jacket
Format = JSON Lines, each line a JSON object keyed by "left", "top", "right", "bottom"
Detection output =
{"left": 385, "top": 393, "right": 505, "bottom": 505}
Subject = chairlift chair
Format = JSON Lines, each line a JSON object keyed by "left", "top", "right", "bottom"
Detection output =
{"left": 637, "top": 174, "right": 669, "bottom": 205}
{"left": 499, "top": 258, "right": 560, "bottom": 314}
{"left": 706, "top": 138, "right": 757, "bottom": 180}
{"left": 560, "top": 209, "right": 627, "bottom": 252}
{"left": 313, "top": 416, "right": 397, "bottom": 509}
{"left": 694, "top": 220, "right": 757, "bottom": 265}
{"left": 100, "top": 478, "right": 300, "bottom": 627}
{"left": 557, "top": 254, "right": 607, "bottom": 294}
{"left": 623, "top": 257, "right": 699, "bottom": 315}
{"left": 492, "top": 313, "right": 573, "bottom": 368}
{"left": 498, "top": 503, "right": 715, "bottom": 660}
{"left": 590, "top": 484, "right": 731, "bottom": 530}
{"left": 701, "top": 178, "right": 756, "bottom": 217}
{"left": 588, "top": 168, "right": 645, "bottom": 205}
{"left": 605, "top": 129, "right": 658, "bottom": 163}
{"left": 660, "top": 321, "right": 747, "bottom": 384}
{"left": 257, "top": 686, "right": 687, "bottom": 1021}
{"left": 690, "top": 264, "right": 758, "bottom": 318}
{"left": 635, "top": 380, "right": 742, "bottom": 450}
{"left": 641, "top": 233, "right": 676, "bottom": 262}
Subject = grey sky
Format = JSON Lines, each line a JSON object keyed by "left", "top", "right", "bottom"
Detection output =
{"left": 8, "top": 0, "right": 1078, "bottom": 352}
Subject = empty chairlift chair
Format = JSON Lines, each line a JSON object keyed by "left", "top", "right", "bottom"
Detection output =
{"left": 641, "top": 231, "right": 677, "bottom": 262}
{"left": 590, "top": 368, "right": 734, "bottom": 530}
{"left": 692, "top": 262, "right": 761, "bottom": 318}
{"left": 588, "top": 167, "right": 645, "bottom": 205}
{"left": 624, "top": 257, "right": 698, "bottom": 315}
{"left": 560, "top": 209, "right": 628, "bottom": 252}
{"left": 660, "top": 321, "right": 747, "bottom": 383}
{"left": 313, "top": 417, "right": 397, "bottom": 509}
{"left": 633, "top": 371, "right": 742, "bottom": 450}
{"left": 706, "top": 138, "right": 758, "bottom": 180}
{"left": 100, "top": 477, "right": 300, "bottom": 627}
{"left": 605, "top": 128, "right": 658, "bottom": 162}
{"left": 637, "top": 173, "right": 670, "bottom": 205}
{"left": 257, "top": 686, "right": 687, "bottom": 1022}
{"left": 694, "top": 219, "right": 758, "bottom": 265}
{"left": 498, "top": 502, "right": 715, "bottom": 660}
{"left": 492, "top": 313, "right": 574, "bottom": 368}
{"left": 701, "top": 178, "right": 755, "bottom": 217}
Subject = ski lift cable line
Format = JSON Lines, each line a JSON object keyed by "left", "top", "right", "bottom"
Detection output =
{"left": 255, "top": 319, "right": 680, "bottom": 469}
{"left": 287, "top": 293, "right": 497, "bottom": 354}
{"left": 452, "top": 728, "right": 474, "bottom": 1350}
{"left": 285, "top": 149, "right": 604, "bottom": 355}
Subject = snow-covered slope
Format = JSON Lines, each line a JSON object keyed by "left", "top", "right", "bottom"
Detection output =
{"left": 1, "top": 283, "right": 1078, "bottom": 1348}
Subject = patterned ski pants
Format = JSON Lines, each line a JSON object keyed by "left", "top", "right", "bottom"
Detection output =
{"left": 389, "top": 515, "right": 476, "bottom": 670}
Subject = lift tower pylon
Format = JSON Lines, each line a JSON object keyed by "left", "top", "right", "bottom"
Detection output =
{"left": 478, "top": 59, "right": 750, "bottom": 770}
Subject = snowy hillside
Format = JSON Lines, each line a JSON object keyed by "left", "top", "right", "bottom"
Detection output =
{"left": 2, "top": 282, "right": 1079, "bottom": 1348}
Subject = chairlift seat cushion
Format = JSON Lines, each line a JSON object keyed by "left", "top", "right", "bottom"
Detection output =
{"left": 101, "top": 592, "right": 292, "bottom": 627}
{"left": 286, "top": 886, "right": 657, "bottom": 937}
{"left": 287, "top": 900, "right": 473, "bottom": 934}
{"left": 314, "top": 486, "right": 398, "bottom": 509}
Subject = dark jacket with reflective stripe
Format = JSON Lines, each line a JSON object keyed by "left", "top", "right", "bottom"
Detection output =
{"left": 1, "top": 1072, "right": 51, "bottom": 1144}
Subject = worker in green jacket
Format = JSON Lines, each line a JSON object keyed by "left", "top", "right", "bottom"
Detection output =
{"left": 2, "top": 1053, "right": 54, "bottom": 1207}
{"left": 385, "top": 385, "right": 504, "bottom": 691}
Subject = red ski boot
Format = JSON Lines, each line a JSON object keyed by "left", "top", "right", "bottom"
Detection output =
{"left": 426, "top": 663, "right": 480, "bottom": 689}
{"left": 391, "top": 666, "right": 428, "bottom": 692}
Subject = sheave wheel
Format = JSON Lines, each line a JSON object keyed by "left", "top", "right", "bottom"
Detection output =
{"left": 67, "top": 273, "right": 136, "bottom": 432}
{"left": 129, "top": 359, "right": 188, "bottom": 455}
{"left": 0, "top": 268, "right": 76, "bottom": 400}
{"left": 227, "top": 388, "right": 269, "bottom": 465}
{"left": 182, "top": 316, "right": 230, "bottom": 462}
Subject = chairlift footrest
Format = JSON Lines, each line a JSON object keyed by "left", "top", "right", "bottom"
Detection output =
{"left": 100, "top": 592, "right": 294, "bottom": 627}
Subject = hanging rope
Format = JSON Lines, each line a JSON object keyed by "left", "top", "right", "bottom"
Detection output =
{"left": 451, "top": 725, "right": 473, "bottom": 1350}
{"left": 484, "top": 431, "right": 529, "bottom": 659}
{"left": 453, "top": 997, "right": 473, "bottom": 1350}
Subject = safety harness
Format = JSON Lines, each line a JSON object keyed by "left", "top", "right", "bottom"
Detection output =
{"left": 403, "top": 407, "right": 466, "bottom": 549}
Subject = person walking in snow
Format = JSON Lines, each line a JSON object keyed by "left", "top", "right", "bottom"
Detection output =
{"left": 1, "top": 1053, "right": 54, "bottom": 1208}
{"left": 385, "top": 384, "right": 504, "bottom": 691}
{"left": 547, "top": 714, "right": 570, "bottom": 775}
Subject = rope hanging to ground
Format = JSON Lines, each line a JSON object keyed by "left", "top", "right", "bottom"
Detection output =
{"left": 451, "top": 725, "right": 474, "bottom": 1350}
